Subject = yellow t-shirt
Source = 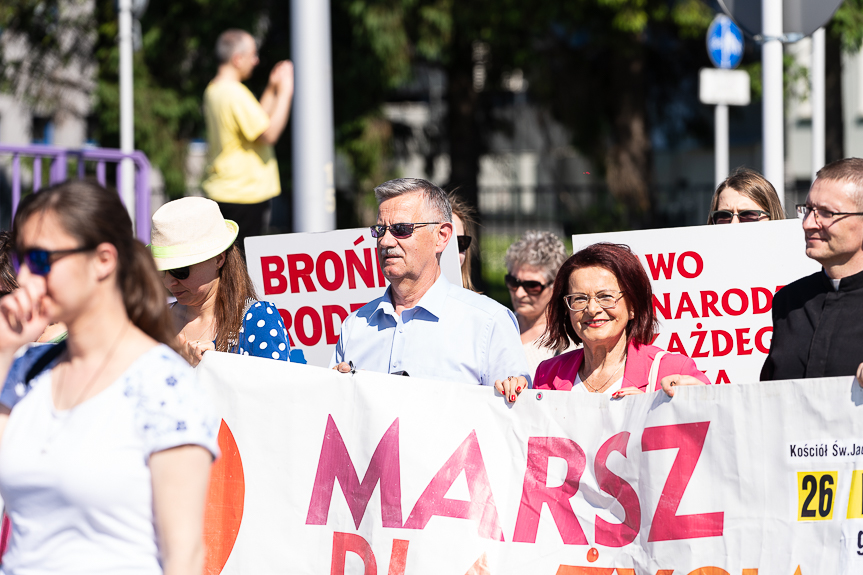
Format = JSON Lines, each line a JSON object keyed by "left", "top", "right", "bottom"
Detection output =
{"left": 202, "top": 81, "right": 281, "bottom": 204}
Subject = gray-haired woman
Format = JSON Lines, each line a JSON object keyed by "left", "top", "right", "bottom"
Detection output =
{"left": 504, "top": 230, "right": 570, "bottom": 373}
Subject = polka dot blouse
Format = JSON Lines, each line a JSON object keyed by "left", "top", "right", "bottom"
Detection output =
{"left": 233, "top": 301, "right": 291, "bottom": 361}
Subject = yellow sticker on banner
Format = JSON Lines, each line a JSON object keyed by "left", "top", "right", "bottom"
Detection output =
{"left": 847, "top": 470, "right": 863, "bottom": 519}
{"left": 797, "top": 471, "right": 838, "bottom": 521}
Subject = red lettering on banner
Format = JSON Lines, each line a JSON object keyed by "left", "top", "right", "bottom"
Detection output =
{"left": 735, "top": 328, "right": 753, "bottom": 356}
{"left": 711, "top": 330, "right": 733, "bottom": 357}
{"left": 691, "top": 329, "right": 708, "bottom": 358}
{"left": 387, "top": 539, "right": 409, "bottom": 575}
{"left": 714, "top": 370, "right": 731, "bottom": 385}
{"left": 295, "top": 307, "right": 323, "bottom": 346}
{"left": 330, "top": 532, "right": 376, "bottom": 575}
{"left": 323, "top": 305, "right": 349, "bottom": 345}
{"left": 775, "top": 285, "right": 785, "bottom": 293}
{"left": 350, "top": 302, "right": 366, "bottom": 313}
{"left": 594, "top": 432, "right": 640, "bottom": 547}
{"left": 642, "top": 422, "right": 724, "bottom": 541}
{"left": 645, "top": 253, "right": 676, "bottom": 280}
{"left": 261, "top": 256, "right": 287, "bottom": 295}
{"left": 404, "top": 430, "right": 504, "bottom": 541}
{"left": 755, "top": 326, "right": 772, "bottom": 354}
{"left": 278, "top": 309, "right": 295, "bottom": 347}
{"left": 377, "top": 252, "right": 386, "bottom": 287}
{"left": 666, "top": 333, "right": 687, "bottom": 356}
{"left": 674, "top": 292, "right": 699, "bottom": 319}
{"left": 649, "top": 333, "right": 661, "bottom": 345}
{"left": 653, "top": 293, "right": 671, "bottom": 320}
{"left": 317, "top": 251, "right": 346, "bottom": 291}
{"left": 721, "top": 289, "right": 747, "bottom": 316}
{"left": 701, "top": 291, "right": 721, "bottom": 317}
{"left": 512, "top": 437, "right": 588, "bottom": 545}
{"left": 346, "top": 248, "right": 376, "bottom": 289}
{"left": 751, "top": 287, "right": 773, "bottom": 314}
{"left": 677, "top": 251, "right": 704, "bottom": 279}
{"left": 306, "top": 416, "right": 403, "bottom": 528}
{"left": 287, "top": 254, "right": 317, "bottom": 293}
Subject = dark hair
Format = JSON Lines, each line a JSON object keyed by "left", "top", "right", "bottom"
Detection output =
{"left": 216, "top": 29, "right": 252, "bottom": 64}
{"left": 708, "top": 167, "right": 785, "bottom": 223}
{"left": 0, "top": 231, "right": 19, "bottom": 294}
{"left": 543, "top": 242, "right": 656, "bottom": 349}
{"left": 447, "top": 191, "right": 478, "bottom": 291}
{"left": 214, "top": 244, "right": 258, "bottom": 352}
{"left": 11, "top": 180, "right": 176, "bottom": 347}
{"left": 815, "top": 158, "right": 863, "bottom": 209}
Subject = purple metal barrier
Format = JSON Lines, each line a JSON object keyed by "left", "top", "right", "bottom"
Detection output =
{"left": 0, "top": 144, "right": 152, "bottom": 243}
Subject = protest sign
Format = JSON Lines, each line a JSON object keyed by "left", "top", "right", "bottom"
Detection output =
{"left": 245, "top": 229, "right": 462, "bottom": 367}
{"left": 572, "top": 219, "right": 821, "bottom": 385}
{"left": 201, "top": 351, "right": 863, "bottom": 574}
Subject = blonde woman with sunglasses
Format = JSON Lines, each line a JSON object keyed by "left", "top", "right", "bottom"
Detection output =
{"left": 150, "top": 197, "right": 291, "bottom": 367}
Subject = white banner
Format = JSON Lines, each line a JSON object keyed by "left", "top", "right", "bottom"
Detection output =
{"left": 573, "top": 220, "right": 821, "bottom": 385}
{"left": 245, "top": 229, "right": 462, "bottom": 367}
{"left": 200, "top": 351, "right": 863, "bottom": 575}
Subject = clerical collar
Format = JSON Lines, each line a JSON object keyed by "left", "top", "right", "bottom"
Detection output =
{"left": 822, "top": 267, "right": 863, "bottom": 292}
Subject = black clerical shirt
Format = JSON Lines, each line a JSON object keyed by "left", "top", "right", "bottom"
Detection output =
{"left": 761, "top": 267, "right": 863, "bottom": 380}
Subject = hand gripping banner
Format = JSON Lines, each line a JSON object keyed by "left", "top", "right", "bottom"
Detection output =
{"left": 199, "top": 351, "right": 863, "bottom": 574}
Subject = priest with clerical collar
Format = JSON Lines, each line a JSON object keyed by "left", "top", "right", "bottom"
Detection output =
{"left": 762, "top": 158, "right": 863, "bottom": 381}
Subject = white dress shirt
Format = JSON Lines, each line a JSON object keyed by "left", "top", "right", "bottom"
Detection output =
{"left": 330, "top": 275, "right": 531, "bottom": 386}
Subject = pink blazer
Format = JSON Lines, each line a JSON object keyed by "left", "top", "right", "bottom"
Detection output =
{"left": 534, "top": 341, "right": 711, "bottom": 392}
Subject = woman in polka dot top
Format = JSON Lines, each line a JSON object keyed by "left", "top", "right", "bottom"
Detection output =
{"left": 149, "top": 197, "right": 291, "bottom": 366}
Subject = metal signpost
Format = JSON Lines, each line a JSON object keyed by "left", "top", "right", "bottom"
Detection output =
{"left": 701, "top": 15, "right": 748, "bottom": 188}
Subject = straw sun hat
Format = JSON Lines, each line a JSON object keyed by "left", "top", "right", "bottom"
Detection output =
{"left": 150, "top": 197, "right": 239, "bottom": 271}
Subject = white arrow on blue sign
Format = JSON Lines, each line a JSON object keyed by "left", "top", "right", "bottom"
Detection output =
{"left": 707, "top": 14, "right": 744, "bottom": 70}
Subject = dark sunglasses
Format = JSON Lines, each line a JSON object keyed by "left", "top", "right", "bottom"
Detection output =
{"left": 13, "top": 247, "right": 93, "bottom": 276}
{"left": 504, "top": 274, "right": 548, "bottom": 295}
{"left": 457, "top": 235, "right": 472, "bottom": 253}
{"left": 161, "top": 266, "right": 190, "bottom": 280}
{"left": 370, "top": 222, "right": 439, "bottom": 239}
{"left": 709, "top": 209, "right": 769, "bottom": 224}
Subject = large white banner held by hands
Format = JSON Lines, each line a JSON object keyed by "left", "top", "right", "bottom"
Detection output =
{"left": 573, "top": 220, "right": 821, "bottom": 385}
{"left": 200, "top": 352, "right": 863, "bottom": 575}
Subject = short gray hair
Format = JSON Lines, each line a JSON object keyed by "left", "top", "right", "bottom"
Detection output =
{"left": 216, "top": 29, "right": 253, "bottom": 64}
{"left": 505, "top": 230, "right": 568, "bottom": 284}
{"left": 374, "top": 178, "right": 452, "bottom": 223}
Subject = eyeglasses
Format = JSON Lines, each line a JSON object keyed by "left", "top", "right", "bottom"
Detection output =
{"left": 796, "top": 204, "right": 863, "bottom": 224}
{"left": 709, "top": 209, "right": 770, "bottom": 224}
{"left": 161, "top": 266, "right": 191, "bottom": 280}
{"left": 564, "top": 291, "right": 624, "bottom": 312}
{"left": 505, "top": 274, "right": 548, "bottom": 295}
{"left": 13, "top": 247, "right": 93, "bottom": 276}
{"left": 457, "top": 235, "right": 472, "bottom": 253}
{"left": 370, "top": 223, "right": 440, "bottom": 239}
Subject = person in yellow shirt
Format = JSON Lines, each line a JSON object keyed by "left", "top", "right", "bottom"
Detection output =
{"left": 203, "top": 29, "right": 294, "bottom": 253}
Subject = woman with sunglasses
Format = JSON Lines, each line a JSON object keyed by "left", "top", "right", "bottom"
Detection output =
{"left": 448, "top": 192, "right": 478, "bottom": 291}
{"left": 707, "top": 167, "right": 785, "bottom": 225}
{"left": 0, "top": 181, "right": 218, "bottom": 574}
{"left": 504, "top": 231, "right": 570, "bottom": 373}
{"left": 497, "top": 242, "right": 710, "bottom": 402}
{"left": 150, "top": 197, "right": 291, "bottom": 367}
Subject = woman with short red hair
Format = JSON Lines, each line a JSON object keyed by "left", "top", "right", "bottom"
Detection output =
{"left": 496, "top": 242, "right": 709, "bottom": 401}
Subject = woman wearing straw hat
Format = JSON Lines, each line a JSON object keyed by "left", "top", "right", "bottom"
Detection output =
{"left": 150, "top": 197, "right": 290, "bottom": 366}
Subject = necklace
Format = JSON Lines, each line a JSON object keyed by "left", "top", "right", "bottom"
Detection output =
{"left": 182, "top": 306, "right": 214, "bottom": 343}
{"left": 582, "top": 358, "right": 626, "bottom": 393}
{"left": 44, "top": 321, "right": 131, "bottom": 454}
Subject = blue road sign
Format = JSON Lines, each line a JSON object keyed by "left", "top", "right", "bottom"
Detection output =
{"left": 707, "top": 14, "right": 744, "bottom": 69}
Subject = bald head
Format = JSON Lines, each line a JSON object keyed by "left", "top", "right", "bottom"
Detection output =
{"left": 216, "top": 29, "right": 254, "bottom": 65}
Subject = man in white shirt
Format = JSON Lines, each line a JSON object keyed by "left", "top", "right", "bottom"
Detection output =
{"left": 330, "top": 178, "right": 531, "bottom": 386}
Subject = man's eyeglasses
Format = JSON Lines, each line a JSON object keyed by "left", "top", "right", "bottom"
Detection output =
{"left": 796, "top": 204, "right": 863, "bottom": 224}
{"left": 370, "top": 223, "right": 440, "bottom": 239}
{"left": 161, "top": 266, "right": 191, "bottom": 280}
{"left": 709, "top": 209, "right": 770, "bottom": 224}
{"left": 13, "top": 247, "right": 93, "bottom": 276}
{"left": 564, "top": 291, "right": 624, "bottom": 312}
{"left": 457, "top": 235, "right": 472, "bottom": 253}
{"left": 505, "top": 274, "right": 548, "bottom": 295}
